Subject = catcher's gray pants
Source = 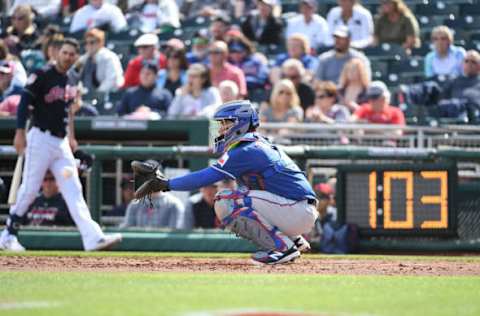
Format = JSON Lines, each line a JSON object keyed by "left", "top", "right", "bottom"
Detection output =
{"left": 215, "top": 189, "right": 318, "bottom": 250}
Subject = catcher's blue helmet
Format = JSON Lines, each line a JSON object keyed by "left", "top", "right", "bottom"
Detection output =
{"left": 213, "top": 100, "right": 259, "bottom": 153}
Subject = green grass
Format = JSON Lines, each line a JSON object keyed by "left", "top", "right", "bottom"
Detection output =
{"left": 1, "top": 252, "right": 480, "bottom": 316}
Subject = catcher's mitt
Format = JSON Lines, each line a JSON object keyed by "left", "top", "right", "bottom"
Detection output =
{"left": 131, "top": 160, "right": 170, "bottom": 201}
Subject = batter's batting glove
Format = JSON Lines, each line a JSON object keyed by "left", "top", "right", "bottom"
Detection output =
{"left": 131, "top": 160, "right": 170, "bottom": 201}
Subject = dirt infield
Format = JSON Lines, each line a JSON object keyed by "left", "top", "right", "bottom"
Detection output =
{"left": 1, "top": 254, "right": 480, "bottom": 275}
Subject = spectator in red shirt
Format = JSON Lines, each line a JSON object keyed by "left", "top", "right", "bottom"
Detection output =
{"left": 208, "top": 41, "right": 247, "bottom": 97}
{"left": 352, "top": 80, "right": 405, "bottom": 125}
{"left": 122, "top": 33, "right": 166, "bottom": 88}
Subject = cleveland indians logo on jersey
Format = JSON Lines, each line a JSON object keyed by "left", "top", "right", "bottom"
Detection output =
{"left": 44, "top": 85, "right": 77, "bottom": 104}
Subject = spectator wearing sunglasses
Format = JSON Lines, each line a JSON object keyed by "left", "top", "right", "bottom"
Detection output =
{"left": 441, "top": 50, "right": 480, "bottom": 100}
{"left": 72, "top": 28, "right": 124, "bottom": 93}
{"left": 306, "top": 81, "right": 350, "bottom": 123}
{"left": 351, "top": 81, "right": 405, "bottom": 126}
{"left": 260, "top": 79, "right": 304, "bottom": 123}
{"left": 156, "top": 47, "right": 189, "bottom": 97}
{"left": 281, "top": 58, "right": 315, "bottom": 111}
{"left": 425, "top": 26, "right": 466, "bottom": 79}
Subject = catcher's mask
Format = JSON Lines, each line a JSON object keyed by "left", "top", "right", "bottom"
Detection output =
{"left": 212, "top": 100, "right": 259, "bottom": 154}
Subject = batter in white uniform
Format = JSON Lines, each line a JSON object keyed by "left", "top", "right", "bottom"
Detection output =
{"left": 0, "top": 38, "right": 122, "bottom": 251}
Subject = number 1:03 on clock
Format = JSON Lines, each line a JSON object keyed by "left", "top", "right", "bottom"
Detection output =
{"left": 336, "top": 163, "right": 457, "bottom": 236}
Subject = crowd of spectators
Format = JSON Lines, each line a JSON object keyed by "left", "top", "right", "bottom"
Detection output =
{"left": 0, "top": 0, "right": 479, "bottom": 124}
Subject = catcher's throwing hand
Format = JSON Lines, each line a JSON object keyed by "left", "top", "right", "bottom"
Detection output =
{"left": 131, "top": 160, "right": 170, "bottom": 199}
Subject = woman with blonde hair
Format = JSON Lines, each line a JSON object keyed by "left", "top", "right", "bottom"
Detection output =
{"left": 337, "top": 57, "right": 370, "bottom": 112}
{"left": 424, "top": 26, "right": 466, "bottom": 78}
{"left": 374, "top": 0, "right": 420, "bottom": 51}
{"left": 260, "top": 79, "right": 303, "bottom": 123}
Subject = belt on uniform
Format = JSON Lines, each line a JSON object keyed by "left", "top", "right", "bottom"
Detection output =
{"left": 38, "top": 127, "right": 66, "bottom": 138}
{"left": 307, "top": 198, "right": 317, "bottom": 206}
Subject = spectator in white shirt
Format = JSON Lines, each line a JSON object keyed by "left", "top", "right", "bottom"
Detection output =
{"left": 126, "top": 0, "right": 180, "bottom": 33}
{"left": 326, "top": 0, "right": 373, "bottom": 49}
{"left": 10, "top": 0, "right": 61, "bottom": 18}
{"left": 70, "top": 0, "right": 127, "bottom": 33}
{"left": 72, "top": 28, "right": 124, "bottom": 93}
{"left": 286, "top": 0, "right": 329, "bottom": 51}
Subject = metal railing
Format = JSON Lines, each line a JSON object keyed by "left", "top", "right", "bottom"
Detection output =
{"left": 260, "top": 123, "right": 480, "bottom": 149}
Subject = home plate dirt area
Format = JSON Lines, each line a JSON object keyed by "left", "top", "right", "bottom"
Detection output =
{"left": 1, "top": 254, "right": 480, "bottom": 276}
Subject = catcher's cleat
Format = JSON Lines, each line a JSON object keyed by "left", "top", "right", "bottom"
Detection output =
{"left": 86, "top": 233, "right": 122, "bottom": 251}
{"left": 293, "top": 235, "right": 311, "bottom": 253}
{"left": 251, "top": 246, "right": 300, "bottom": 265}
{"left": 0, "top": 230, "right": 25, "bottom": 252}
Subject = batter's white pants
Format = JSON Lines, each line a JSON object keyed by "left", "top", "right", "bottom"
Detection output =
{"left": 248, "top": 190, "right": 318, "bottom": 237}
{"left": 9, "top": 127, "right": 105, "bottom": 250}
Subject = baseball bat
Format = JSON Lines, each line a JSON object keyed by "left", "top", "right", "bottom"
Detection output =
{"left": 8, "top": 119, "right": 30, "bottom": 205}
{"left": 8, "top": 154, "right": 24, "bottom": 205}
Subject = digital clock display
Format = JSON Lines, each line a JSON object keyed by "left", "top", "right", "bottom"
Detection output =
{"left": 337, "top": 164, "right": 457, "bottom": 236}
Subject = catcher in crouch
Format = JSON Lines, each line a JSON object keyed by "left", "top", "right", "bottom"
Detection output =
{"left": 132, "top": 100, "right": 318, "bottom": 265}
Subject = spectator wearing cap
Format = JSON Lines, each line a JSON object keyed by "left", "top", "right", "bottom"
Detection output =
{"left": 70, "top": 0, "right": 127, "bottom": 33}
{"left": 425, "top": 26, "right": 466, "bottom": 79}
{"left": 306, "top": 81, "right": 350, "bottom": 123}
{"left": 441, "top": 50, "right": 480, "bottom": 100}
{"left": 286, "top": 0, "right": 330, "bottom": 51}
{"left": 227, "top": 33, "right": 269, "bottom": 90}
{"left": 9, "top": 0, "right": 61, "bottom": 18}
{"left": 314, "top": 178, "right": 337, "bottom": 222}
{"left": 186, "top": 30, "right": 210, "bottom": 65}
{"left": 168, "top": 63, "right": 221, "bottom": 118}
{"left": 156, "top": 47, "right": 189, "bottom": 97}
{"left": 126, "top": 0, "right": 180, "bottom": 33}
{"left": 326, "top": 0, "right": 373, "bottom": 49}
{"left": 352, "top": 81, "right": 405, "bottom": 126}
{"left": 208, "top": 41, "right": 247, "bottom": 97}
{"left": 240, "top": 0, "right": 284, "bottom": 46}
{"left": 123, "top": 33, "right": 167, "bottom": 89}
{"left": 281, "top": 58, "right": 315, "bottom": 111}
{"left": 25, "top": 170, "right": 73, "bottom": 227}
{"left": 4, "top": 5, "right": 40, "bottom": 56}
{"left": 271, "top": 33, "right": 319, "bottom": 84}
{"left": 117, "top": 61, "right": 172, "bottom": 118}
{"left": 374, "top": 0, "right": 420, "bottom": 52}
{"left": 109, "top": 177, "right": 135, "bottom": 217}
{"left": 0, "top": 61, "right": 22, "bottom": 117}
{"left": 315, "top": 25, "right": 371, "bottom": 84}
{"left": 72, "top": 28, "right": 124, "bottom": 93}
{"left": 209, "top": 14, "right": 232, "bottom": 43}
{"left": 179, "top": 0, "right": 234, "bottom": 20}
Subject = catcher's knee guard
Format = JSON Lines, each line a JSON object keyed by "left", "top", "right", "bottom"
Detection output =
{"left": 214, "top": 189, "right": 293, "bottom": 251}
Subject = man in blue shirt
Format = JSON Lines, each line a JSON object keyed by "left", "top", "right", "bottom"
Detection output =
{"left": 131, "top": 100, "right": 318, "bottom": 265}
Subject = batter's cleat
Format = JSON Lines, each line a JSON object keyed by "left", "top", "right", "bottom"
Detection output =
{"left": 86, "top": 233, "right": 122, "bottom": 251}
{"left": 293, "top": 235, "right": 311, "bottom": 253}
{"left": 251, "top": 246, "right": 300, "bottom": 265}
{"left": 0, "top": 230, "right": 25, "bottom": 252}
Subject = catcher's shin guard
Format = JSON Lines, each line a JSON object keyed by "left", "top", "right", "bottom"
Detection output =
{"left": 214, "top": 189, "right": 294, "bottom": 251}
